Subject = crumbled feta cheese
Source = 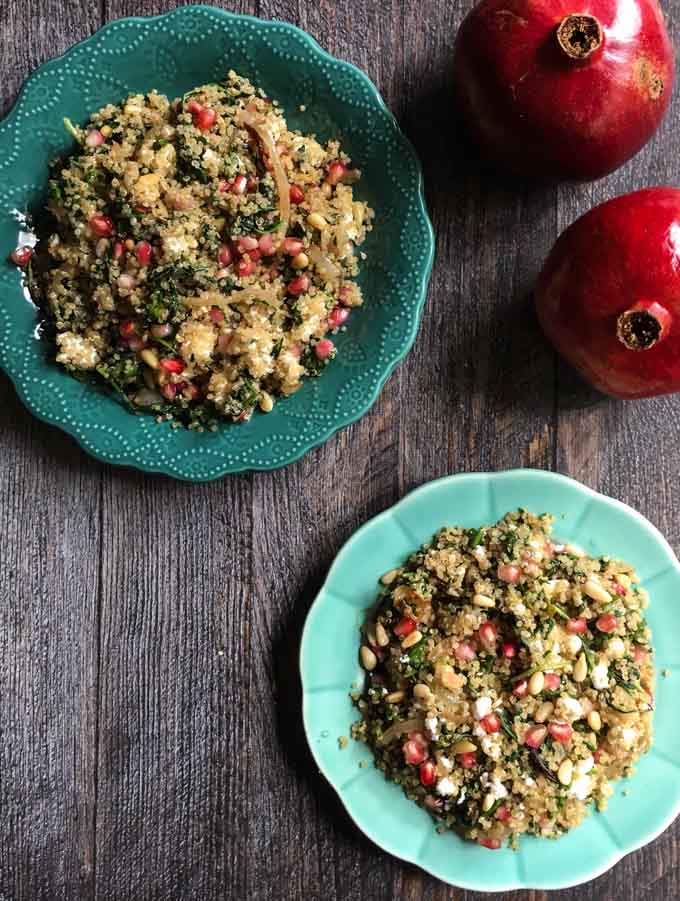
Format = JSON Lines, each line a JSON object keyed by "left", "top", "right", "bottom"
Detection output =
{"left": 529, "top": 638, "right": 544, "bottom": 655}
{"left": 621, "top": 727, "right": 637, "bottom": 749}
{"left": 557, "top": 696, "right": 583, "bottom": 721}
{"left": 473, "top": 724, "right": 486, "bottom": 738}
{"left": 567, "top": 635, "right": 582, "bottom": 655}
{"left": 523, "top": 775, "right": 536, "bottom": 786}
{"left": 474, "top": 696, "right": 493, "bottom": 720}
{"left": 606, "top": 637, "right": 626, "bottom": 659}
{"left": 436, "top": 777, "right": 457, "bottom": 797}
{"left": 591, "top": 662, "right": 609, "bottom": 690}
{"left": 472, "top": 545, "right": 486, "bottom": 560}
{"left": 481, "top": 735, "right": 502, "bottom": 760}
{"left": 570, "top": 775, "right": 592, "bottom": 800}
{"left": 553, "top": 544, "right": 566, "bottom": 552}
{"left": 575, "top": 756, "right": 594, "bottom": 776}
{"left": 552, "top": 641, "right": 561, "bottom": 655}
{"left": 457, "top": 787, "right": 467, "bottom": 804}
{"left": 439, "top": 756, "right": 452, "bottom": 771}
{"left": 425, "top": 716, "right": 440, "bottom": 741}
{"left": 490, "top": 777, "right": 508, "bottom": 799}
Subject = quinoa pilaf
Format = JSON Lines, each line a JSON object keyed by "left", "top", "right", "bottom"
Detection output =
{"left": 26, "top": 71, "right": 373, "bottom": 428}
{"left": 352, "top": 510, "right": 654, "bottom": 849}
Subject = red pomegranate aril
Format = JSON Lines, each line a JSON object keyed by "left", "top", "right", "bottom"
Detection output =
{"left": 127, "top": 336, "right": 146, "bottom": 352}
{"left": 161, "top": 382, "right": 178, "bottom": 400}
{"left": 408, "top": 731, "right": 428, "bottom": 748}
{"left": 419, "top": 760, "right": 437, "bottom": 787}
{"left": 612, "top": 582, "right": 627, "bottom": 596}
{"left": 231, "top": 174, "right": 247, "bottom": 195}
{"left": 497, "top": 563, "right": 521, "bottom": 584}
{"left": 394, "top": 617, "right": 417, "bottom": 638}
{"left": 633, "top": 645, "right": 648, "bottom": 664}
{"left": 258, "top": 234, "right": 276, "bottom": 256}
{"left": 478, "top": 838, "right": 501, "bottom": 850}
{"left": 326, "top": 161, "right": 347, "bottom": 185}
{"left": 10, "top": 246, "right": 33, "bottom": 267}
{"left": 289, "top": 184, "right": 305, "bottom": 204}
{"left": 403, "top": 739, "right": 428, "bottom": 766}
{"left": 567, "top": 618, "right": 588, "bottom": 635}
{"left": 513, "top": 679, "right": 528, "bottom": 698}
{"left": 119, "top": 319, "right": 137, "bottom": 338}
{"left": 237, "top": 236, "right": 259, "bottom": 254}
{"left": 89, "top": 214, "right": 114, "bottom": 237}
{"left": 113, "top": 240, "right": 125, "bottom": 260}
{"left": 478, "top": 622, "right": 498, "bottom": 651}
{"left": 502, "top": 642, "right": 517, "bottom": 660}
{"left": 284, "top": 237, "right": 305, "bottom": 256}
{"left": 159, "top": 357, "right": 185, "bottom": 375}
{"left": 596, "top": 614, "right": 618, "bottom": 633}
{"left": 85, "top": 129, "right": 105, "bottom": 147}
{"left": 186, "top": 99, "right": 202, "bottom": 114}
{"left": 218, "top": 244, "right": 233, "bottom": 267}
{"left": 480, "top": 713, "right": 501, "bottom": 734}
{"left": 524, "top": 725, "right": 548, "bottom": 748}
{"left": 287, "top": 275, "right": 310, "bottom": 296}
{"left": 247, "top": 248, "right": 262, "bottom": 262}
{"left": 218, "top": 179, "right": 229, "bottom": 193}
{"left": 151, "top": 323, "right": 172, "bottom": 339}
{"left": 543, "top": 672, "right": 561, "bottom": 692}
{"left": 136, "top": 241, "right": 152, "bottom": 267}
{"left": 209, "top": 306, "right": 225, "bottom": 324}
{"left": 338, "top": 286, "right": 353, "bottom": 306}
{"left": 314, "top": 339, "right": 335, "bottom": 361}
{"left": 495, "top": 805, "right": 510, "bottom": 822}
{"left": 328, "top": 306, "right": 350, "bottom": 329}
{"left": 455, "top": 641, "right": 476, "bottom": 662}
{"left": 593, "top": 748, "right": 604, "bottom": 764}
{"left": 459, "top": 752, "right": 477, "bottom": 769}
{"left": 194, "top": 107, "right": 216, "bottom": 132}
{"left": 236, "top": 258, "right": 256, "bottom": 278}
{"left": 548, "top": 721, "right": 573, "bottom": 743}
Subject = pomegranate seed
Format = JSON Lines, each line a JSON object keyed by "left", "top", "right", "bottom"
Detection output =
{"left": 218, "top": 179, "right": 230, "bottom": 193}
{"left": 194, "top": 107, "right": 216, "bottom": 131}
{"left": 127, "top": 336, "right": 146, "bottom": 352}
{"left": 502, "top": 642, "right": 517, "bottom": 659}
{"left": 119, "top": 319, "right": 137, "bottom": 338}
{"left": 548, "top": 721, "right": 573, "bottom": 743}
{"left": 161, "top": 382, "right": 178, "bottom": 400}
{"left": 209, "top": 306, "right": 225, "bottom": 324}
{"left": 454, "top": 641, "right": 477, "bottom": 662}
{"left": 113, "top": 241, "right": 125, "bottom": 260}
{"left": 159, "top": 357, "right": 185, "bottom": 374}
{"left": 284, "top": 237, "right": 305, "bottom": 256}
{"left": 258, "top": 234, "right": 275, "bottom": 256}
{"left": 424, "top": 794, "right": 442, "bottom": 811}
{"left": 478, "top": 622, "right": 498, "bottom": 651}
{"left": 231, "top": 174, "right": 247, "bottom": 195}
{"left": 458, "top": 752, "right": 477, "bottom": 769}
{"left": 289, "top": 184, "right": 305, "bottom": 204}
{"left": 402, "top": 739, "right": 428, "bottom": 766}
{"left": 218, "top": 244, "right": 233, "bottom": 266}
{"left": 237, "top": 236, "right": 259, "bottom": 254}
{"left": 612, "top": 582, "right": 627, "bottom": 596}
{"left": 89, "top": 214, "right": 114, "bottom": 237}
{"left": 633, "top": 645, "right": 648, "bottom": 664}
{"left": 394, "top": 617, "right": 417, "bottom": 638}
{"left": 236, "top": 258, "right": 256, "bottom": 278}
{"left": 513, "top": 679, "right": 528, "bottom": 698}
{"left": 480, "top": 713, "right": 501, "bottom": 734}
{"left": 408, "top": 731, "right": 429, "bottom": 748}
{"left": 593, "top": 748, "right": 604, "bottom": 763}
{"left": 567, "top": 618, "right": 588, "bottom": 634}
{"left": 326, "top": 160, "right": 348, "bottom": 185}
{"left": 151, "top": 324, "right": 173, "bottom": 339}
{"left": 497, "top": 563, "right": 521, "bottom": 583}
{"left": 186, "top": 99, "right": 202, "bottom": 114}
{"left": 338, "top": 285, "right": 353, "bottom": 306}
{"left": 10, "top": 246, "right": 33, "bottom": 267}
{"left": 543, "top": 672, "right": 561, "bottom": 692}
{"left": 596, "top": 614, "right": 618, "bottom": 633}
{"left": 496, "top": 805, "right": 510, "bottom": 822}
{"left": 314, "top": 339, "right": 335, "bottom": 361}
{"left": 478, "top": 838, "right": 501, "bottom": 850}
{"left": 419, "top": 760, "right": 437, "bottom": 787}
{"left": 287, "top": 275, "right": 310, "bottom": 296}
{"left": 136, "top": 241, "right": 152, "bottom": 267}
{"left": 328, "top": 306, "right": 350, "bottom": 329}
{"left": 524, "top": 725, "right": 548, "bottom": 748}
{"left": 85, "top": 129, "right": 105, "bottom": 147}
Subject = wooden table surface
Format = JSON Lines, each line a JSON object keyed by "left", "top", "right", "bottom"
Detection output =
{"left": 1, "top": 1, "right": 679, "bottom": 899}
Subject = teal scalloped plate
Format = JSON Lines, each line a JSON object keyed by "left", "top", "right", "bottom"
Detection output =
{"left": 0, "top": 6, "right": 434, "bottom": 480}
{"left": 300, "top": 470, "right": 680, "bottom": 891}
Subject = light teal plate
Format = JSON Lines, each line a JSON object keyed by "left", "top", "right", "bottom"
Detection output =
{"left": 300, "top": 469, "right": 680, "bottom": 891}
{"left": 0, "top": 6, "right": 434, "bottom": 480}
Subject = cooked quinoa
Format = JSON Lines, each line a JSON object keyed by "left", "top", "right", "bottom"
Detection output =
{"left": 29, "top": 71, "right": 373, "bottom": 428}
{"left": 352, "top": 510, "right": 654, "bottom": 849}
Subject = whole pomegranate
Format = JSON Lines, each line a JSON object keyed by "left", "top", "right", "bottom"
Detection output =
{"left": 453, "top": 0, "right": 674, "bottom": 180}
{"left": 535, "top": 187, "right": 680, "bottom": 399}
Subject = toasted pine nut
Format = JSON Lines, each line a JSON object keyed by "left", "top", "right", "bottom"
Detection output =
{"left": 291, "top": 252, "right": 309, "bottom": 269}
{"left": 385, "top": 691, "right": 405, "bottom": 704}
{"left": 375, "top": 622, "right": 389, "bottom": 647}
{"left": 583, "top": 579, "right": 612, "bottom": 605}
{"left": 413, "top": 683, "right": 433, "bottom": 702}
{"left": 259, "top": 391, "right": 274, "bottom": 413}
{"left": 125, "top": 238, "right": 135, "bottom": 251}
{"left": 482, "top": 793, "right": 496, "bottom": 812}
{"left": 558, "top": 759, "right": 574, "bottom": 786}
{"left": 140, "top": 349, "right": 159, "bottom": 369}
{"left": 472, "top": 593, "right": 495, "bottom": 608}
{"left": 401, "top": 630, "right": 422, "bottom": 649}
{"left": 365, "top": 624, "right": 377, "bottom": 647}
{"left": 307, "top": 212, "right": 328, "bottom": 230}
{"left": 360, "top": 646, "right": 377, "bottom": 671}
{"left": 573, "top": 653, "right": 588, "bottom": 683}
{"left": 437, "top": 664, "right": 460, "bottom": 691}
{"left": 452, "top": 739, "right": 477, "bottom": 755}
{"left": 381, "top": 569, "right": 399, "bottom": 586}
{"left": 528, "top": 672, "right": 545, "bottom": 695}
{"left": 588, "top": 710, "right": 602, "bottom": 731}
{"left": 534, "top": 701, "right": 554, "bottom": 724}
{"left": 100, "top": 125, "right": 112, "bottom": 137}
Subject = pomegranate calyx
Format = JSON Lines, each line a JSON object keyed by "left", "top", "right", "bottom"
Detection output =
{"left": 556, "top": 14, "right": 604, "bottom": 61}
{"left": 616, "top": 300, "right": 671, "bottom": 351}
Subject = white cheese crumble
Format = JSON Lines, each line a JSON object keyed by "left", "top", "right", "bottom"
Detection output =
{"left": 606, "top": 637, "right": 626, "bottom": 659}
{"left": 481, "top": 735, "right": 502, "bottom": 760}
{"left": 570, "top": 775, "right": 592, "bottom": 800}
{"left": 557, "top": 696, "right": 583, "bottom": 721}
{"left": 567, "top": 635, "right": 582, "bottom": 655}
{"left": 575, "top": 756, "right": 594, "bottom": 776}
{"left": 436, "top": 777, "right": 457, "bottom": 797}
{"left": 529, "top": 638, "right": 544, "bottom": 655}
{"left": 424, "top": 716, "right": 440, "bottom": 741}
{"left": 439, "top": 756, "right": 452, "bottom": 771}
{"left": 591, "top": 662, "right": 610, "bottom": 690}
{"left": 474, "top": 696, "right": 493, "bottom": 720}
{"left": 621, "top": 727, "right": 637, "bottom": 749}
{"left": 490, "top": 777, "right": 508, "bottom": 799}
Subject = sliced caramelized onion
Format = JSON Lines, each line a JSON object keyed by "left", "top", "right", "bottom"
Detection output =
{"left": 235, "top": 108, "right": 290, "bottom": 236}
{"left": 378, "top": 716, "right": 424, "bottom": 746}
{"left": 308, "top": 245, "right": 340, "bottom": 282}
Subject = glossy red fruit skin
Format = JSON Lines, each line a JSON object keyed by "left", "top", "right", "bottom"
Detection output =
{"left": 453, "top": 0, "right": 674, "bottom": 181}
{"left": 536, "top": 187, "right": 680, "bottom": 398}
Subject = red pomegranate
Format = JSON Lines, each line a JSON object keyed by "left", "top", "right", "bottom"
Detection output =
{"left": 536, "top": 187, "right": 680, "bottom": 399}
{"left": 453, "top": 0, "right": 674, "bottom": 180}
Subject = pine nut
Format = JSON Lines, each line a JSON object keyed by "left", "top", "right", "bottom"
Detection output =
{"left": 381, "top": 569, "right": 399, "bottom": 586}
{"left": 291, "top": 252, "right": 309, "bottom": 269}
{"left": 583, "top": 579, "right": 612, "bottom": 605}
{"left": 365, "top": 624, "right": 377, "bottom": 647}
{"left": 360, "top": 646, "right": 377, "bottom": 671}
{"left": 472, "top": 593, "right": 495, "bottom": 608}
{"left": 573, "top": 653, "right": 588, "bottom": 683}
{"left": 307, "top": 212, "right": 328, "bottom": 230}
{"left": 534, "top": 701, "right": 554, "bottom": 724}
{"left": 452, "top": 739, "right": 477, "bottom": 755}
{"left": 140, "top": 349, "right": 159, "bottom": 369}
{"left": 529, "top": 671, "right": 545, "bottom": 695}
{"left": 482, "top": 792, "right": 496, "bottom": 812}
{"left": 125, "top": 238, "right": 135, "bottom": 251}
{"left": 401, "top": 630, "right": 422, "bottom": 649}
{"left": 413, "top": 683, "right": 433, "bottom": 702}
{"left": 259, "top": 391, "right": 274, "bottom": 413}
{"left": 375, "top": 622, "right": 389, "bottom": 647}
{"left": 588, "top": 710, "right": 602, "bottom": 731}
{"left": 558, "top": 759, "right": 574, "bottom": 786}
{"left": 385, "top": 691, "right": 405, "bottom": 704}
{"left": 437, "top": 664, "right": 460, "bottom": 691}
{"left": 100, "top": 125, "right": 112, "bottom": 137}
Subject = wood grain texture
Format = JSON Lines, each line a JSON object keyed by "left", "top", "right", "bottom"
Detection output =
{"left": 1, "top": 0, "right": 679, "bottom": 899}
